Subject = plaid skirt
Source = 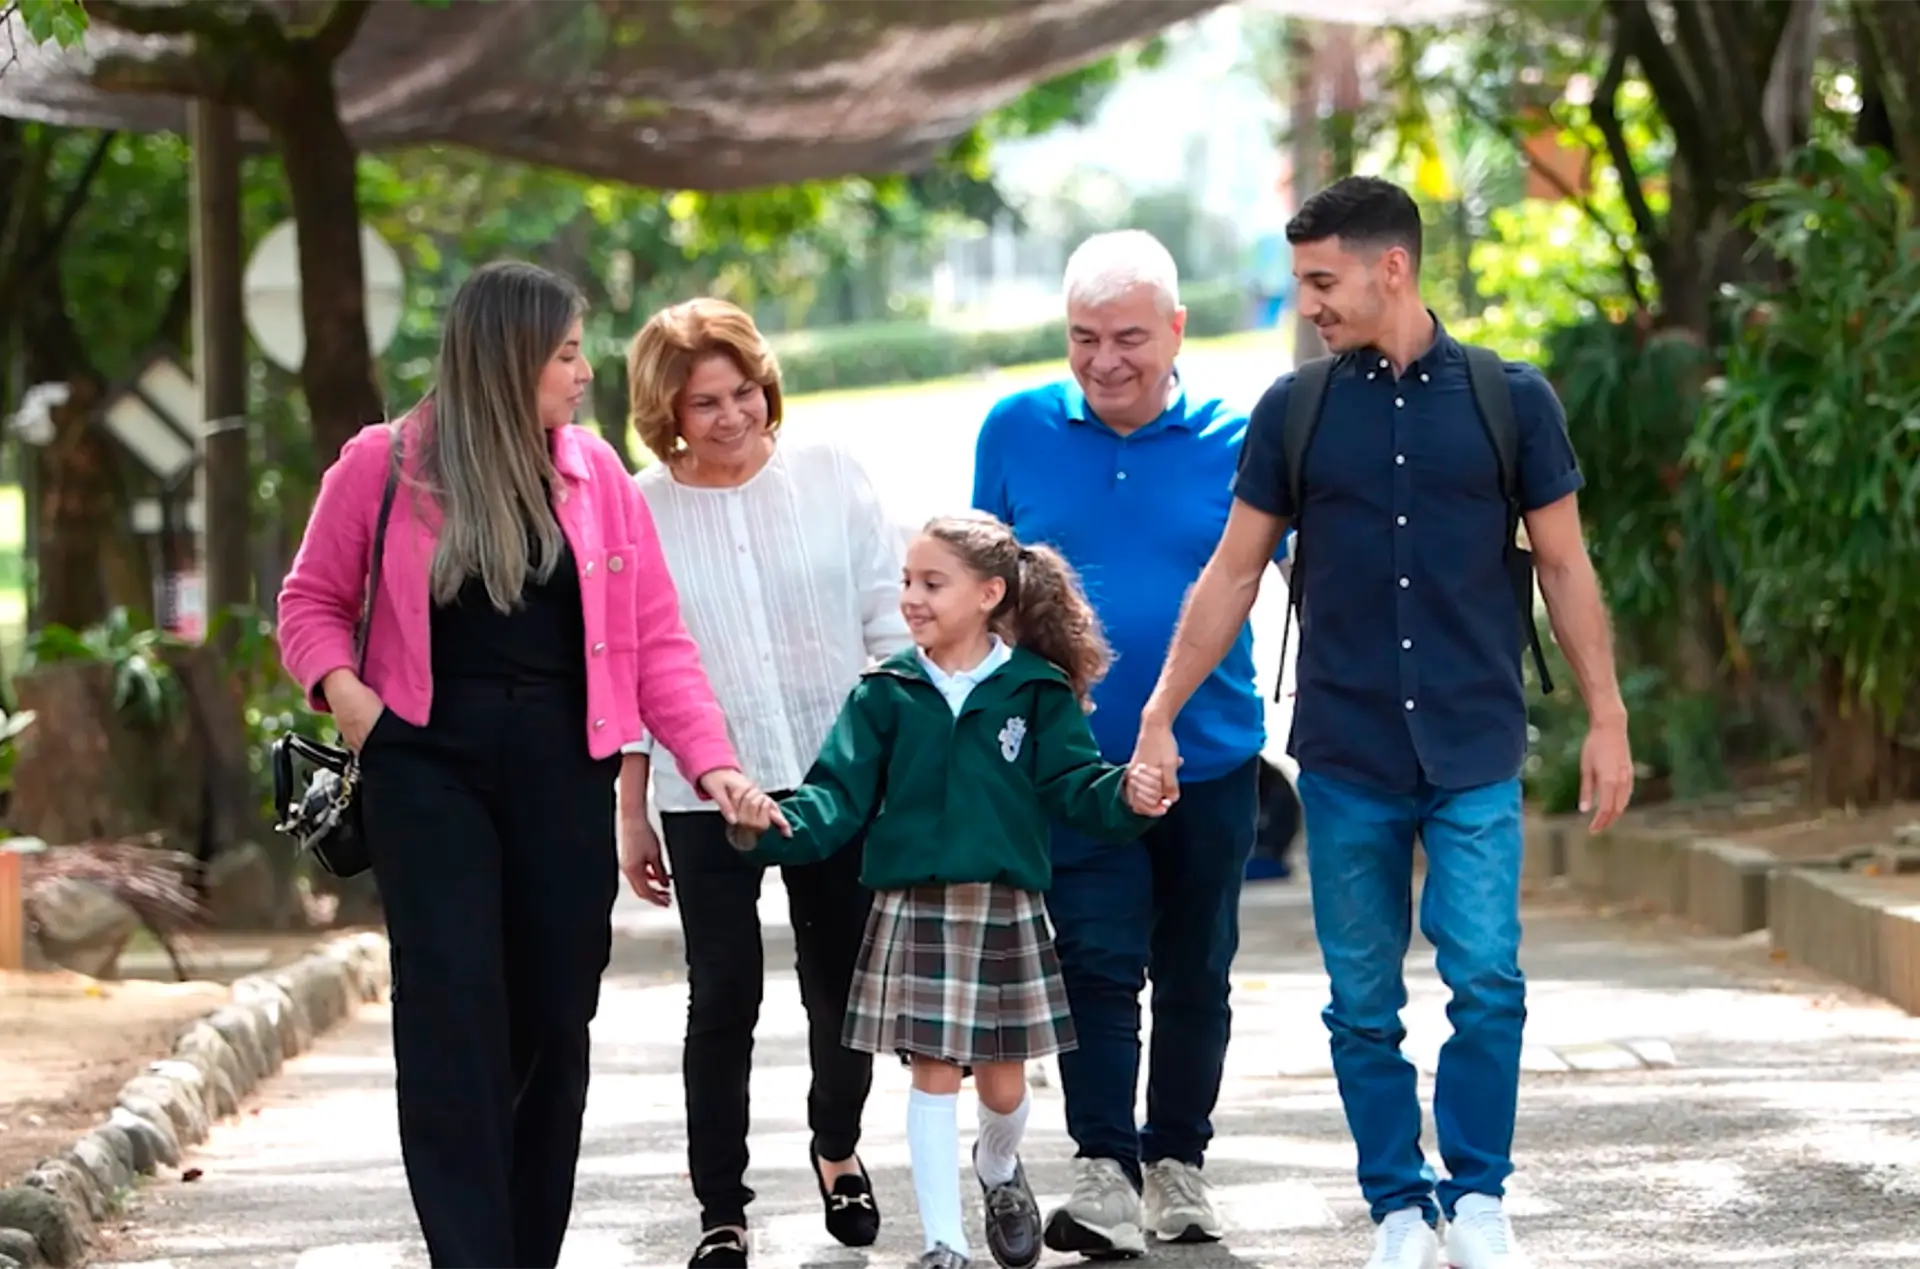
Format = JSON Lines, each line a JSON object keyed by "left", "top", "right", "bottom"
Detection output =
{"left": 843, "top": 881, "right": 1076, "bottom": 1066}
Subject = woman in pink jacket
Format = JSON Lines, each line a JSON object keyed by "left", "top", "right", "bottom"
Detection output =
{"left": 277, "top": 260, "right": 765, "bottom": 1269}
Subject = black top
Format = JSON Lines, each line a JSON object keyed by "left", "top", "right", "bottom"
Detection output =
{"left": 1233, "top": 315, "right": 1584, "bottom": 794}
{"left": 430, "top": 519, "right": 587, "bottom": 686}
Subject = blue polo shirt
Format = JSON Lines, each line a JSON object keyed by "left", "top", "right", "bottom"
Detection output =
{"left": 1234, "top": 320, "right": 1583, "bottom": 794}
{"left": 972, "top": 378, "right": 1268, "bottom": 783}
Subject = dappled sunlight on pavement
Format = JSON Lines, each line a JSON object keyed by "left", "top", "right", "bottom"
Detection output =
{"left": 100, "top": 878, "right": 1920, "bottom": 1268}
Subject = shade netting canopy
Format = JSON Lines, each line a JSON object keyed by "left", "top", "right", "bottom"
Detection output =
{"left": 0, "top": 0, "right": 1222, "bottom": 187}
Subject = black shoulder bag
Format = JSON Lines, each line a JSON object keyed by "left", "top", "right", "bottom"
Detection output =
{"left": 271, "top": 427, "right": 404, "bottom": 879}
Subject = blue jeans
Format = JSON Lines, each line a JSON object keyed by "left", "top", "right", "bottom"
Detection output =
{"left": 1047, "top": 757, "right": 1260, "bottom": 1186}
{"left": 1296, "top": 770, "right": 1527, "bottom": 1225}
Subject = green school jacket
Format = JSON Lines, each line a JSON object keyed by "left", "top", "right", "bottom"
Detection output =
{"left": 741, "top": 645, "right": 1152, "bottom": 892}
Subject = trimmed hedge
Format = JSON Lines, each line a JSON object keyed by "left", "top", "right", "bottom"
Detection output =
{"left": 771, "top": 278, "right": 1251, "bottom": 395}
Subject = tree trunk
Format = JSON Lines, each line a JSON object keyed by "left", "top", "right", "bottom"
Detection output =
{"left": 593, "top": 353, "right": 637, "bottom": 471}
{"left": 1810, "top": 659, "right": 1920, "bottom": 808}
{"left": 1287, "top": 20, "right": 1325, "bottom": 363}
{"left": 257, "top": 61, "right": 385, "bottom": 470}
{"left": 26, "top": 276, "right": 130, "bottom": 631}
{"left": 1857, "top": 0, "right": 1920, "bottom": 183}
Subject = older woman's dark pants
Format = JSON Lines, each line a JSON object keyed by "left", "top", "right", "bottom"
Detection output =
{"left": 661, "top": 806, "right": 874, "bottom": 1232}
{"left": 362, "top": 678, "right": 619, "bottom": 1268}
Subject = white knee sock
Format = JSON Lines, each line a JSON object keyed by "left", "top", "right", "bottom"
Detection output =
{"left": 907, "top": 1088, "right": 969, "bottom": 1255}
{"left": 974, "top": 1090, "right": 1029, "bottom": 1187}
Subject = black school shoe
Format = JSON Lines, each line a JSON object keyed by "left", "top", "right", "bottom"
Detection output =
{"left": 975, "top": 1148, "right": 1043, "bottom": 1269}
{"left": 813, "top": 1146, "right": 882, "bottom": 1247}
{"left": 690, "top": 1228, "right": 748, "bottom": 1269}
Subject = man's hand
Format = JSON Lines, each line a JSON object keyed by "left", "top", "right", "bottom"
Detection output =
{"left": 1130, "top": 717, "right": 1183, "bottom": 807}
{"left": 1580, "top": 716, "right": 1634, "bottom": 833}
{"left": 1124, "top": 763, "right": 1172, "bottom": 817}
{"left": 618, "top": 814, "right": 672, "bottom": 906}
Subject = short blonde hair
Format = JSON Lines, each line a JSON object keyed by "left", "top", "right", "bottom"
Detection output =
{"left": 627, "top": 298, "right": 784, "bottom": 463}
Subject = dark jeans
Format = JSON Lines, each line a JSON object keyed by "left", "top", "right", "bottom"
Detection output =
{"left": 360, "top": 678, "right": 620, "bottom": 1268}
{"left": 661, "top": 806, "right": 874, "bottom": 1230}
{"left": 1047, "top": 755, "right": 1260, "bottom": 1186}
{"left": 1297, "top": 770, "right": 1527, "bottom": 1225}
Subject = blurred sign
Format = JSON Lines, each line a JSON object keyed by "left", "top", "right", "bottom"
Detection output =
{"left": 97, "top": 354, "right": 200, "bottom": 483}
{"left": 165, "top": 569, "right": 205, "bottom": 640}
{"left": 243, "top": 219, "right": 407, "bottom": 373}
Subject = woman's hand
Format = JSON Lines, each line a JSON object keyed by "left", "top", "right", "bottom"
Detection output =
{"left": 323, "top": 671, "right": 386, "bottom": 753}
{"left": 698, "top": 768, "right": 791, "bottom": 835}
{"left": 618, "top": 812, "right": 672, "bottom": 907}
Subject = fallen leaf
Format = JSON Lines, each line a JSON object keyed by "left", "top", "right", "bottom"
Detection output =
{"left": 182, "top": 1167, "right": 203, "bottom": 1182}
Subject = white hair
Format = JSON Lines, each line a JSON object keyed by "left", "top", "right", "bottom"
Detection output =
{"left": 1061, "top": 230, "right": 1181, "bottom": 313}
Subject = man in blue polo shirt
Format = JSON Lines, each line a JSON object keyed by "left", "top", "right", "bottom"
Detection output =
{"left": 1131, "top": 177, "right": 1634, "bottom": 1269}
{"left": 973, "top": 229, "right": 1272, "bottom": 1258}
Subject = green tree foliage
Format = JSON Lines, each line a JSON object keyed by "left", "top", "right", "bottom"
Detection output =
{"left": 8, "top": 0, "right": 89, "bottom": 49}
{"left": 1693, "top": 142, "right": 1920, "bottom": 805}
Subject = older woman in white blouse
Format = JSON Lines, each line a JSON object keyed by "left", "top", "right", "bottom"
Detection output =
{"left": 619, "top": 298, "right": 909, "bottom": 1269}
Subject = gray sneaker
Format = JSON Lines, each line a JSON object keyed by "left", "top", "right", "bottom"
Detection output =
{"left": 1142, "top": 1160, "right": 1223, "bottom": 1243}
{"left": 1042, "top": 1158, "right": 1147, "bottom": 1259}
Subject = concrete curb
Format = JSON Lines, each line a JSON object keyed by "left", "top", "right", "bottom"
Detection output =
{"left": 1770, "top": 869, "right": 1920, "bottom": 1013}
{"left": 0, "top": 931, "right": 390, "bottom": 1268}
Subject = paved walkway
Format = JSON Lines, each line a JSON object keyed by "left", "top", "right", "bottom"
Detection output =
{"left": 101, "top": 880, "right": 1920, "bottom": 1269}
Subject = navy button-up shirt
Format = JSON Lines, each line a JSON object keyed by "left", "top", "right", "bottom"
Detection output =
{"left": 1233, "top": 320, "right": 1583, "bottom": 794}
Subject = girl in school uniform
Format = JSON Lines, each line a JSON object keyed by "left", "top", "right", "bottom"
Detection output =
{"left": 731, "top": 513, "right": 1167, "bottom": 1269}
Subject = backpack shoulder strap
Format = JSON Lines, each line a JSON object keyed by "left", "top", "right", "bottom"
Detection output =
{"left": 1273, "top": 356, "right": 1337, "bottom": 704}
{"left": 1461, "top": 345, "right": 1517, "bottom": 500}
{"left": 1460, "top": 344, "right": 1556, "bottom": 694}
{"left": 1282, "top": 355, "right": 1338, "bottom": 518}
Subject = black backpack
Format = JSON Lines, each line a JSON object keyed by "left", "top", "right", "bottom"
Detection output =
{"left": 1274, "top": 345, "right": 1555, "bottom": 701}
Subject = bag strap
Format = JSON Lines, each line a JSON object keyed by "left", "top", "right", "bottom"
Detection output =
{"left": 1462, "top": 345, "right": 1555, "bottom": 694}
{"left": 1274, "top": 356, "right": 1338, "bottom": 703}
{"left": 351, "top": 423, "right": 405, "bottom": 680}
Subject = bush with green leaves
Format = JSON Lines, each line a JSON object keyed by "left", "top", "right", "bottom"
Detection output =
{"left": 1692, "top": 141, "right": 1920, "bottom": 804}
{"left": 21, "top": 608, "right": 185, "bottom": 727}
{"left": 771, "top": 278, "right": 1251, "bottom": 395}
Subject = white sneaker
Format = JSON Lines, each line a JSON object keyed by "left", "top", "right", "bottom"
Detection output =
{"left": 1141, "top": 1160, "right": 1222, "bottom": 1243}
{"left": 1365, "top": 1207, "right": 1440, "bottom": 1269}
{"left": 1445, "top": 1193, "right": 1531, "bottom": 1268}
{"left": 1041, "top": 1158, "right": 1147, "bottom": 1259}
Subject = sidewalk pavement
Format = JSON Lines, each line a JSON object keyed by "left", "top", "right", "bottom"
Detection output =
{"left": 100, "top": 879, "right": 1920, "bottom": 1269}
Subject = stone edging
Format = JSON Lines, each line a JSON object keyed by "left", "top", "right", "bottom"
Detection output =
{"left": 0, "top": 931, "right": 390, "bottom": 1269}
{"left": 1527, "top": 815, "right": 1920, "bottom": 1016}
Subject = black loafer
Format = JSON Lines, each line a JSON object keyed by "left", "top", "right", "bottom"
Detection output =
{"left": 978, "top": 1155, "right": 1043, "bottom": 1269}
{"left": 690, "top": 1228, "right": 748, "bottom": 1269}
{"left": 813, "top": 1147, "right": 881, "bottom": 1247}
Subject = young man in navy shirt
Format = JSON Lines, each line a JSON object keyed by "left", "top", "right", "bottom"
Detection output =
{"left": 973, "top": 230, "right": 1272, "bottom": 1257}
{"left": 1131, "top": 178, "right": 1633, "bottom": 1269}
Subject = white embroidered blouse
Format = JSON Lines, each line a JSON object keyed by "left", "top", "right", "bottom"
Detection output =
{"left": 629, "top": 440, "right": 912, "bottom": 813}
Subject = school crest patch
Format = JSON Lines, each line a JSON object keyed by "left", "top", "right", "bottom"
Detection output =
{"left": 998, "top": 715, "right": 1028, "bottom": 763}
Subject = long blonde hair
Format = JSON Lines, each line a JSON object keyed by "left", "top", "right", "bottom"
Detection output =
{"left": 416, "top": 261, "right": 585, "bottom": 612}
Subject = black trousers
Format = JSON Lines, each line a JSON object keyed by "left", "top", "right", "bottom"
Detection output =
{"left": 361, "top": 679, "right": 620, "bottom": 1268}
{"left": 661, "top": 806, "right": 874, "bottom": 1230}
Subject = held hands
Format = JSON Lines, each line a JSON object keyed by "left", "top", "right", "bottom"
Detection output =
{"left": 697, "top": 767, "right": 791, "bottom": 836}
{"left": 1124, "top": 762, "right": 1173, "bottom": 817}
{"left": 1128, "top": 717, "right": 1183, "bottom": 810}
